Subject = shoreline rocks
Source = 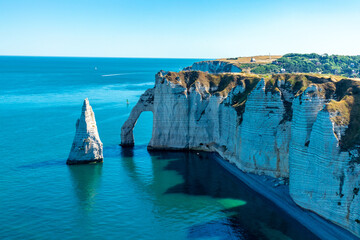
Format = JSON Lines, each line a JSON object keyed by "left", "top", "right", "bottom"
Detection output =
{"left": 67, "top": 98, "right": 103, "bottom": 165}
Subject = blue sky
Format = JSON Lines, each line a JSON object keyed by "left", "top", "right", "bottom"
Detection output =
{"left": 0, "top": 0, "right": 359, "bottom": 58}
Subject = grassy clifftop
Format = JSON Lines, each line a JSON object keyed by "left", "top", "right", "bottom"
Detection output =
{"left": 164, "top": 71, "right": 261, "bottom": 123}
{"left": 164, "top": 71, "right": 354, "bottom": 99}
{"left": 251, "top": 53, "right": 360, "bottom": 78}
{"left": 164, "top": 71, "right": 260, "bottom": 97}
{"left": 164, "top": 71, "right": 360, "bottom": 149}
{"left": 326, "top": 79, "right": 360, "bottom": 149}
{"left": 216, "top": 55, "right": 282, "bottom": 65}
{"left": 195, "top": 53, "right": 360, "bottom": 78}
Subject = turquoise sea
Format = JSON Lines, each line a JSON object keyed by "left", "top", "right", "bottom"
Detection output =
{"left": 0, "top": 56, "right": 319, "bottom": 240}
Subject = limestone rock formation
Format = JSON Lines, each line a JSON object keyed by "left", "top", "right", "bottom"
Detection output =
{"left": 121, "top": 71, "right": 360, "bottom": 238}
{"left": 183, "top": 60, "right": 241, "bottom": 73}
{"left": 121, "top": 88, "right": 154, "bottom": 147}
{"left": 67, "top": 98, "right": 103, "bottom": 165}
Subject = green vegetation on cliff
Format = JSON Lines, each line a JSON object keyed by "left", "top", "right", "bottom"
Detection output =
{"left": 326, "top": 80, "right": 360, "bottom": 149}
{"left": 164, "top": 71, "right": 260, "bottom": 98}
{"left": 164, "top": 71, "right": 360, "bottom": 149}
{"left": 249, "top": 53, "right": 360, "bottom": 78}
{"left": 164, "top": 71, "right": 261, "bottom": 121}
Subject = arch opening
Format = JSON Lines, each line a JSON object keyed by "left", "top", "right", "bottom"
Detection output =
{"left": 120, "top": 88, "right": 154, "bottom": 147}
{"left": 133, "top": 111, "right": 153, "bottom": 147}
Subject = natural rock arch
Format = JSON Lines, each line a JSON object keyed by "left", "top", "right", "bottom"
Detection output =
{"left": 121, "top": 88, "right": 154, "bottom": 147}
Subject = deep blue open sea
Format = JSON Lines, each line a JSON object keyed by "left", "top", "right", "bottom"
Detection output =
{"left": 0, "top": 56, "right": 318, "bottom": 240}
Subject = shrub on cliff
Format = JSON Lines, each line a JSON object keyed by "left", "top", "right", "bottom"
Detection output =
{"left": 251, "top": 54, "right": 360, "bottom": 77}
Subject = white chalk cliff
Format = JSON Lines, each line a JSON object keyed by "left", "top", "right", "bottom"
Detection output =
{"left": 183, "top": 60, "right": 242, "bottom": 73}
{"left": 67, "top": 98, "right": 103, "bottom": 164}
{"left": 121, "top": 71, "right": 360, "bottom": 238}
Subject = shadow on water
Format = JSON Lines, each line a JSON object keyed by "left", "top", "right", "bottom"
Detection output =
{"left": 187, "top": 217, "right": 260, "bottom": 240}
{"left": 18, "top": 159, "right": 64, "bottom": 169}
{"left": 104, "top": 144, "right": 147, "bottom": 182}
{"left": 105, "top": 144, "right": 146, "bottom": 158}
{"left": 120, "top": 146, "right": 135, "bottom": 158}
{"left": 146, "top": 150, "right": 320, "bottom": 240}
{"left": 116, "top": 146, "right": 319, "bottom": 239}
{"left": 120, "top": 145, "right": 151, "bottom": 182}
{"left": 67, "top": 164, "right": 103, "bottom": 212}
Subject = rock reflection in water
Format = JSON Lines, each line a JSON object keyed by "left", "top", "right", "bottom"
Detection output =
{"left": 68, "top": 164, "right": 103, "bottom": 212}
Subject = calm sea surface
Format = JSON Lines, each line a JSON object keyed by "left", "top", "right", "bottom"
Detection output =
{"left": 0, "top": 56, "right": 318, "bottom": 240}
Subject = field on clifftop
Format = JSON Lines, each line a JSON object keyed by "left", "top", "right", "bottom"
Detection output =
{"left": 213, "top": 54, "right": 360, "bottom": 78}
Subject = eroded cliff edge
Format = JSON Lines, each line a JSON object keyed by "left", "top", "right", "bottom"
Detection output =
{"left": 121, "top": 70, "right": 360, "bottom": 237}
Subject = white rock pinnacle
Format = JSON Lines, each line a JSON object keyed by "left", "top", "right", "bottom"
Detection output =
{"left": 67, "top": 98, "right": 103, "bottom": 164}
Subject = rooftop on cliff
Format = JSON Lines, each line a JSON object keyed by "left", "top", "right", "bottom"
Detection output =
{"left": 217, "top": 55, "right": 282, "bottom": 65}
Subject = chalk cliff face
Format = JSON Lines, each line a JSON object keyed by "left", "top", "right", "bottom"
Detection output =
{"left": 67, "top": 98, "right": 103, "bottom": 164}
{"left": 121, "top": 71, "right": 360, "bottom": 237}
{"left": 183, "top": 60, "right": 241, "bottom": 73}
{"left": 289, "top": 83, "right": 360, "bottom": 236}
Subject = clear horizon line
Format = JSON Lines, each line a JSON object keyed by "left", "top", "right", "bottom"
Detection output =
{"left": 2, "top": 53, "right": 358, "bottom": 59}
{"left": 0, "top": 54, "right": 217, "bottom": 59}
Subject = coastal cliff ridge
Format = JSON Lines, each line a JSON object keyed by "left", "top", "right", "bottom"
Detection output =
{"left": 121, "top": 68, "right": 360, "bottom": 239}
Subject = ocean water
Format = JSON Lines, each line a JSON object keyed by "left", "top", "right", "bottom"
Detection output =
{"left": 0, "top": 56, "right": 319, "bottom": 240}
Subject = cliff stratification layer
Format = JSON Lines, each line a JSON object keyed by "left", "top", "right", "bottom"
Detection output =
{"left": 121, "top": 70, "right": 360, "bottom": 237}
